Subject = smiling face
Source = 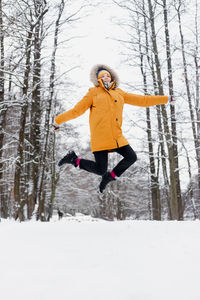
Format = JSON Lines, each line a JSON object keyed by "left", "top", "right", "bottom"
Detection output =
{"left": 100, "top": 73, "right": 111, "bottom": 84}
{"left": 97, "top": 70, "right": 112, "bottom": 84}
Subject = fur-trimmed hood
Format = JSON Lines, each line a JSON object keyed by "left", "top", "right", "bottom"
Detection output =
{"left": 90, "top": 64, "right": 120, "bottom": 88}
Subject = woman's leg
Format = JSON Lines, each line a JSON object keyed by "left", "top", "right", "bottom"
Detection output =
{"left": 79, "top": 150, "right": 108, "bottom": 176}
{"left": 112, "top": 145, "right": 137, "bottom": 177}
{"left": 99, "top": 145, "right": 137, "bottom": 193}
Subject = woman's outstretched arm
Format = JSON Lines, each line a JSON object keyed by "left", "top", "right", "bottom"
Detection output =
{"left": 54, "top": 88, "right": 94, "bottom": 125}
{"left": 118, "top": 89, "right": 168, "bottom": 107}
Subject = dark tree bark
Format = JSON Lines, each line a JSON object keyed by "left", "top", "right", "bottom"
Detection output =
{"left": 162, "top": 0, "right": 183, "bottom": 219}
{"left": 37, "top": 0, "right": 65, "bottom": 221}
{"left": 14, "top": 2, "right": 48, "bottom": 221}
{"left": 141, "top": 2, "right": 161, "bottom": 220}
{"left": 28, "top": 0, "right": 47, "bottom": 219}
{"left": 147, "top": 0, "right": 179, "bottom": 220}
{"left": 0, "top": 0, "right": 7, "bottom": 218}
{"left": 14, "top": 26, "right": 33, "bottom": 221}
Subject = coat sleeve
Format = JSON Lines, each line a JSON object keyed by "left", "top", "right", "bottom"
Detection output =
{"left": 54, "top": 88, "right": 94, "bottom": 125}
{"left": 118, "top": 89, "right": 168, "bottom": 107}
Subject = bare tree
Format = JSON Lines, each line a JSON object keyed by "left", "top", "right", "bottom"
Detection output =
{"left": 161, "top": 0, "right": 183, "bottom": 219}
{"left": 174, "top": 0, "right": 200, "bottom": 212}
{"left": 112, "top": 0, "right": 181, "bottom": 219}
{"left": 13, "top": 0, "right": 48, "bottom": 221}
{"left": 147, "top": 0, "right": 179, "bottom": 219}
{"left": 137, "top": 3, "right": 161, "bottom": 220}
{"left": 37, "top": 0, "right": 65, "bottom": 221}
{"left": 0, "top": 0, "right": 6, "bottom": 218}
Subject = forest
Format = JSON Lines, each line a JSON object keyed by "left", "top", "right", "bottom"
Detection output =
{"left": 0, "top": 0, "right": 199, "bottom": 221}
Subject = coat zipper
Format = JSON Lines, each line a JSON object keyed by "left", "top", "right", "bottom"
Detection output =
{"left": 101, "top": 81, "right": 118, "bottom": 149}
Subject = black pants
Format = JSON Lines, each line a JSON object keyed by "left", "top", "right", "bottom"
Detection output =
{"left": 79, "top": 145, "right": 137, "bottom": 177}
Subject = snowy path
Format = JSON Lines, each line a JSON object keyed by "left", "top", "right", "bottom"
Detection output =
{"left": 1, "top": 216, "right": 200, "bottom": 300}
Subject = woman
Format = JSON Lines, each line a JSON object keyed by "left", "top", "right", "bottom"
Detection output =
{"left": 53, "top": 64, "right": 170, "bottom": 193}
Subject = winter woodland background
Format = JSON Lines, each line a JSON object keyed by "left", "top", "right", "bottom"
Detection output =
{"left": 0, "top": 0, "right": 200, "bottom": 221}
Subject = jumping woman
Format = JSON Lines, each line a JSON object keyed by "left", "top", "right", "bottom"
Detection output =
{"left": 53, "top": 64, "right": 171, "bottom": 193}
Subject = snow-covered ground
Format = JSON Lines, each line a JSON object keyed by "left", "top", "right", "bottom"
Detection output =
{"left": 1, "top": 215, "right": 200, "bottom": 300}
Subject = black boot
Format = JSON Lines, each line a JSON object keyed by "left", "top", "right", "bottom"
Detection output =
{"left": 99, "top": 172, "right": 116, "bottom": 193}
{"left": 58, "top": 150, "right": 78, "bottom": 167}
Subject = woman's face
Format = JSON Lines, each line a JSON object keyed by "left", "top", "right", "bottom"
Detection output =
{"left": 100, "top": 73, "right": 111, "bottom": 84}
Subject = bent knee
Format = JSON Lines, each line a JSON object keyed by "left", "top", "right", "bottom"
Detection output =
{"left": 129, "top": 151, "right": 137, "bottom": 164}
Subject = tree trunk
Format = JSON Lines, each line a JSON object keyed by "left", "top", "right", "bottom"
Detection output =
{"left": 193, "top": 0, "right": 200, "bottom": 213}
{"left": 162, "top": 0, "right": 183, "bottom": 219}
{"left": 175, "top": 0, "right": 200, "bottom": 200}
{"left": 37, "top": 0, "right": 64, "bottom": 221}
{"left": 140, "top": 2, "right": 161, "bottom": 220}
{"left": 13, "top": 1, "right": 48, "bottom": 221}
{"left": 0, "top": 0, "right": 7, "bottom": 218}
{"left": 148, "top": 0, "right": 179, "bottom": 220}
{"left": 28, "top": 0, "right": 45, "bottom": 219}
{"left": 14, "top": 26, "right": 33, "bottom": 221}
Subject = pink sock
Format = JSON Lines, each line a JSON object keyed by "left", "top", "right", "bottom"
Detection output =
{"left": 111, "top": 170, "right": 117, "bottom": 178}
{"left": 76, "top": 158, "right": 81, "bottom": 166}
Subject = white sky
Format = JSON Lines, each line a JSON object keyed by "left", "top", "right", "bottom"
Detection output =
{"left": 56, "top": 0, "right": 134, "bottom": 89}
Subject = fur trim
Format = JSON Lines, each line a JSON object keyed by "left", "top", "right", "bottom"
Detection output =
{"left": 90, "top": 64, "right": 119, "bottom": 88}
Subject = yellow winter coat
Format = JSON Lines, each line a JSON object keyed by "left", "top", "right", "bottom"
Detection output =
{"left": 54, "top": 64, "right": 168, "bottom": 152}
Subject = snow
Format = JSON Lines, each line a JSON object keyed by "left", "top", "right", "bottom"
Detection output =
{"left": 1, "top": 215, "right": 200, "bottom": 300}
